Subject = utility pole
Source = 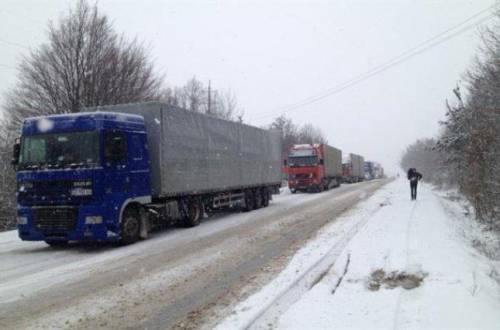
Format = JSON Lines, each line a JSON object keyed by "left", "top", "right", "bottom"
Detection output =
{"left": 207, "top": 80, "right": 211, "bottom": 115}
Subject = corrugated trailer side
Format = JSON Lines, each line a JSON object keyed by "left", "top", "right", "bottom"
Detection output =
{"left": 99, "top": 102, "right": 282, "bottom": 198}
{"left": 323, "top": 144, "right": 342, "bottom": 178}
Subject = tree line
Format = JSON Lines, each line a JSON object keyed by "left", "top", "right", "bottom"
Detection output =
{"left": 269, "top": 115, "right": 327, "bottom": 154}
{"left": 401, "top": 11, "right": 500, "bottom": 228}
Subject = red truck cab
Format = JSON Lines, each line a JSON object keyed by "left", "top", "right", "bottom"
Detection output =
{"left": 286, "top": 144, "right": 342, "bottom": 193}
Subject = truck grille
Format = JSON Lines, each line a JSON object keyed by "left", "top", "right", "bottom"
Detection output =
{"left": 18, "top": 179, "right": 92, "bottom": 204}
{"left": 33, "top": 207, "right": 78, "bottom": 232}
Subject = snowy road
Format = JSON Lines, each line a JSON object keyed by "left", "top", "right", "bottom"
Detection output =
{"left": 0, "top": 180, "right": 387, "bottom": 329}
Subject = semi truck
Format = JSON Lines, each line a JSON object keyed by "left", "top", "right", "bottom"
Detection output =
{"left": 286, "top": 143, "right": 342, "bottom": 193}
{"left": 12, "top": 102, "right": 282, "bottom": 246}
{"left": 342, "top": 153, "right": 365, "bottom": 183}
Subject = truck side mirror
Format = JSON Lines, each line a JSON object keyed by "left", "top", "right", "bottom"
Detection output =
{"left": 11, "top": 139, "right": 20, "bottom": 166}
{"left": 283, "top": 159, "right": 287, "bottom": 166}
{"left": 319, "top": 159, "right": 324, "bottom": 165}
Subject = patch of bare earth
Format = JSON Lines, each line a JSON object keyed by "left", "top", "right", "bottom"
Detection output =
{"left": 367, "top": 269, "right": 427, "bottom": 291}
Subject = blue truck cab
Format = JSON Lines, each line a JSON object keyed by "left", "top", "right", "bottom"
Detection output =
{"left": 14, "top": 112, "right": 152, "bottom": 245}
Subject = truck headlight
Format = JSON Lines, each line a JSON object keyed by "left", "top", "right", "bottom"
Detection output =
{"left": 17, "top": 216, "right": 28, "bottom": 225}
{"left": 85, "top": 216, "right": 103, "bottom": 224}
{"left": 70, "top": 188, "right": 93, "bottom": 196}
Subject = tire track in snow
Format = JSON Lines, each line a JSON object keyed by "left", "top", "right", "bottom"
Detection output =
{"left": 392, "top": 197, "right": 418, "bottom": 330}
{"left": 228, "top": 185, "right": 392, "bottom": 330}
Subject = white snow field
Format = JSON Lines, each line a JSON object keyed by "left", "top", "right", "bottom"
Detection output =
{"left": 217, "top": 179, "right": 500, "bottom": 330}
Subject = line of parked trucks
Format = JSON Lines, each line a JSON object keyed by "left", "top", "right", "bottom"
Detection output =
{"left": 284, "top": 144, "right": 384, "bottom": 193}
{"left": 11, "top": 102, "right": 384, "bottom": 246}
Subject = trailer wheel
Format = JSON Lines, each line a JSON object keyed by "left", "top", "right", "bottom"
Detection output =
{"left": 262, "top": 189, "right": 270, "bottom": 207}
{"left": 184, "top": 199, "right": 202, "bottom": 227}
{"left": 120, "top": 206, "right": 141, "bottom": 245}
{"left": 254, "top": 189, "right": 263, "bottom": 209}
{"left": 243, "top": 190, "right": 255, "bottom": 212}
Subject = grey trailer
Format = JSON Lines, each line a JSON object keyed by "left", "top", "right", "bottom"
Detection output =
{"left": 350, "top": 153, "right": 365, "bottom": 182}
{"left": 94, "top": 102, "right": 282, "bottom": 197}
{"left": 88, "top": 102, "right": 282, "bottom": 229}
{"left": 323, "top": 144, "right": 343, "bottom": 178}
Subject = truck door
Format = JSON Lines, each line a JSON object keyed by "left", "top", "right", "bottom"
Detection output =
{"left": 103, "top": 130, "right": 130, "bottom": 202}
{"left": 128, "top": 133, "right": 150, "bottom": 197}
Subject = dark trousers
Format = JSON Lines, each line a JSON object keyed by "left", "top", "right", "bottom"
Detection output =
{"left": 410, "top": 181, "right": 418, "bottom": 200}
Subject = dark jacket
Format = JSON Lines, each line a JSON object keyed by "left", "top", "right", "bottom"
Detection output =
{"left": 407, "top": 168, "right": 423, "bottom": 183}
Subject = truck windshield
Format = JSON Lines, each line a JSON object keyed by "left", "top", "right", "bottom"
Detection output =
{"left": 288, "top": 156, "right": 318, "bottom": 167}
{"left": 19, "top": 131, "right": 99, "bottom": 170}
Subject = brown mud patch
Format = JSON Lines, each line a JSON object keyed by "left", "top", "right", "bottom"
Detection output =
{"left": 367, "top": 269, "right": 427, "bottom": 291}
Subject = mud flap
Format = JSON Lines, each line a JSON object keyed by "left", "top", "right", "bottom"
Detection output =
{"left": 139, "top": 208, "right": 149, "bottom": 239}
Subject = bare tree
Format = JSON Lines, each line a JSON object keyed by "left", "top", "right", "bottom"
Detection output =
{"left": 270, "top": 115, "right": 299, "bottom": 152}
{"left": 0, "top": 116, "right": 17, "bottom": 231}
{"left": 2, "top": 0, "right": 163, "bottom": 129}
{"left": 400, "top": 138, "right": 450, "bottom": 187}
{"left": 160, "top": 77, "right": 244, "bottom": 121}
{"left": 212, "top": 89, "right": 244, "bottom": 121}
{"left": 297, "top": 123, "right": 328, "bottom": 145}
{"left": 269, "top": 115, "right": 327, "bottom": 154}
{"left": 431, "top": 9, "right": 500, "bottom": 226}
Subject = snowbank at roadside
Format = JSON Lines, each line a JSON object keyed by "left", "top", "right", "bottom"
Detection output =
{"left": 218, "top": 179, "right": 500, "bottom": 329}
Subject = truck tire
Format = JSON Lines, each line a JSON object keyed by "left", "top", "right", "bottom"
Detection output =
{"left": 45, "top": 240, "right": 68, "bottom": 248}
{"left": 262, "top": 188, "right": 270, "bottom": 207}
{"left": 120, "top": 206, "right": 141, "bottom": 245}
{"left": 243, "top": 190, "right": 255, "bottom": 212}
{"left": 184, "top": 199, "right": 202, "bottom": 227}
{"left": 254, "top": 189, "right": 263, "bottom": 209}
{"left": 290, "top": 188, "right": 296, "bottom": 194}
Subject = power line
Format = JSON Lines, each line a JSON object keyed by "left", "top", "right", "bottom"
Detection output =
{"left": 251, "top": 4, "right": 498, "bottom": 120}
{"left": 0, "top": 63, "right": 16, "bottom": 70}
{"left": 0, "top": 37, "right": 30, "bottom": 50}
{"left": 0, "top": 9, "right": 47, "bottom": 25}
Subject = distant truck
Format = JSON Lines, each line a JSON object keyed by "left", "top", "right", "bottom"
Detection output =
{"left": 364, "top": 161, "right": 384, "bottom": 180}
{"left": 342, "top": 153, "right": 365, "bottom": 183}
{"left": 373, "top": 163, "right": 384, "bottom": 179}
{"left": 286, "top": 143, "right": 342, "bottom": 193}
{"left": 12, "top": 102, "right": 282, "bottom": 246}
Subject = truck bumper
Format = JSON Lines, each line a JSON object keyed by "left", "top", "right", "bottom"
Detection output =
{"left": 289, "top": 180, "right": 319, "bottom": 192}
{"left": 17, "top": 203, "right": 121, "bottom": 242}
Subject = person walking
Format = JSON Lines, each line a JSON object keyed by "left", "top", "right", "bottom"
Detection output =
{"left": 407, "top": 168, "right": 423, "bottom": 200}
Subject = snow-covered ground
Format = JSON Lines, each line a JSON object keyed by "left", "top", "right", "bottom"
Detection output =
{"left": 218, "top": 179, "right": 500, "bottom": 329}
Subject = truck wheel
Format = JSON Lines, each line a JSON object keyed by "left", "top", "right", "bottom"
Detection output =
{"left": 120, "top": 206, "right": 141, "bottom": 245}
{"left": 290, "top": 188, "right": 296, "bottom": 194}
{"left": 45, "top": 240, "right": 68, "bottom": 248}
{"left": 184, "top": 200, "right": 202, "bottom": 227}
{"left": 262, "top": 189, "right": 270, "bottom": 207}
{"left": 243, "top": 190, "right": 255, "bottom": 212}
{"left": 254, "top": 189, "right": 263, "bottom": 209}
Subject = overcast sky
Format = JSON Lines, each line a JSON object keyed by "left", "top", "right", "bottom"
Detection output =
{"left": 0, "top": 0, "right": 496, "bottom": 173}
